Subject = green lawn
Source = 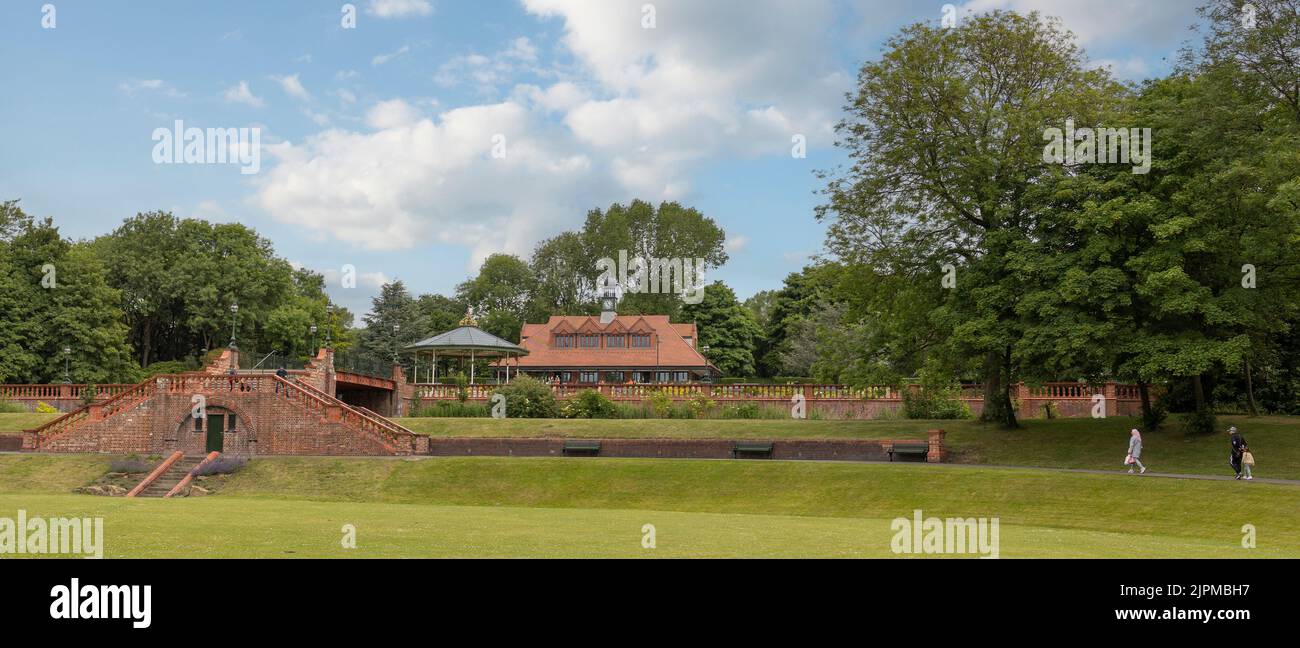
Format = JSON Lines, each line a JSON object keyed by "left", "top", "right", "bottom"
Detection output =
{"left": 395, "top": 415, "right": 1300, "bottom": 480}
{"left": 1, "top": 454, "right": 1296, "bottom": 558}
{"left": 0, "top": 412, "right": 58, "bottom": 433}
{"left": 7, "top": 412, "right": 1297, "bottom": 479}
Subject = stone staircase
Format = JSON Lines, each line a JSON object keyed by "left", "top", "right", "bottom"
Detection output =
{"left": 133, "top": 456, "right": 204, "bottom": 498}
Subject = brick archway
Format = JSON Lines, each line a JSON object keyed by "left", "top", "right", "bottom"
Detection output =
{"left": 168, "top": 398, "right": 259, "bottom": 457}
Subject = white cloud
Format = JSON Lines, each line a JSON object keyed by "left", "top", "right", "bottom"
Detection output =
{"left": 271, "top": 74, "right": 312, "bottom": 101}
{"left": 336, "top": 69, "right": 360, "bottom": 81}
{"left": 302, "top": 108, "right": 332, "bottom": 126}
{"left": 372, "top": 45, "right": 411, "bottom": 67}
{"left": 365, "top": 99, "right": 423, "bottom": 129}
{"left": 434, "top": 37, "right": 543, "bottom": 90}
{"left": 957, "top": 0, "right": 1190, "bottom": 47}
{"left": 524, "top": 0, "right": 848, "bottom": 195}
{"left": 251, "top": 1, "right": 874, "bottom": 265}
{"left": 119, "top": 79, "right": 185, "bottom": 98}
{"left": 366, "top": 0, "right": 433, "bottom": 18}
{"left": 296, "top": 53, "right": 313, "bottom": 64}
{"left": 725, "top": 235, "right": 750, "bottom": 254}
{"left": 222, "top": 81, "right": 265, "bottom": 108}
{"left": 251, "top": 99, "right": 597, "bottom": 267}
{"left": 1088, "top": 56, "right": 1153, "bottom": 81}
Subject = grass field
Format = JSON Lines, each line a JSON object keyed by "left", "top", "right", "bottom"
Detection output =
{"left": 0, "top": 454, "right": 1296, "bottom": 558}
{"left": 395, "top": 415, "right": 1300, "bottom": 480}
{"left": 6, "top": 412, "right": 1297, "bottom": 479}
{"left": 0, "top": 412, "right": 59, "bottom": 433}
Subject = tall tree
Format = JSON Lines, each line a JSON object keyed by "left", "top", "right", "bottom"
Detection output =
{"left": 818, "top": 11, "right": 1121, "bottom": 426}
{"left": 680, "top": 281, "right": 762, "bottom": 377}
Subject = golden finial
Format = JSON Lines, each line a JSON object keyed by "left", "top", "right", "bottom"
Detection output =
{"left": 459, "top": 309, "right": 477, "bottom": 327}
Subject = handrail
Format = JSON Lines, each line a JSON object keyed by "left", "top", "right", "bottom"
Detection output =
{"left": 126, "top": 451, "right": 184, "bottom": 498}
{"left": 291, "top": 377, "right": 413, "bottom": 439}
{"left": 276, "top": 377, "right": 410, "bottom": 452}
{"left": 164, "top": 451, "right": 221, "bottom": 498}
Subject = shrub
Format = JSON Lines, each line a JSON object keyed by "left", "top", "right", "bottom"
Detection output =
{"left": 413, "top": 401, "right": 490, "bottom": 418}
{"left": 109, "top": 459, "right": 153, "bottom": 474}
{"left": 141, "top": 360, "right": 194, "bottom": 378}
{"left": 688, "top": 394, "right": 717, "bottom": 418}
{"left": 80, "top": 384, "right": 99, "bottom": 406}
{"left": 562, "top": 390, "right": 618, "bottom": 419}
{"left": 646, "top": 391, "right": 673, "bottom": 418}
{"left": 452, "top": 373, "right": 469, "bottom": 403}
{"left": 194, "top": 457, "right": 247, "bottom": 477}
{"left": 1141, "top": 402, "right": 1168, "bottom": 432}
{"left": 1180, "top": 409, "right": 1217, "bottom": 436}
{"left": 0, "top": 399, "right": 25, "bottom": 413}
{"left": 35, "top": 402, "right": 58, "bottom": 414}
{"left": 492, "top": 375, "right": 558, "bottom": 419}
{"left": 722, "top": 402, "right": 761, "bottom": 419}
{"left": 901, "top": 387, "right": 972, "bottom": 420}
{"left": 1041, "top": 401, "right": 1059, "bottom": 419}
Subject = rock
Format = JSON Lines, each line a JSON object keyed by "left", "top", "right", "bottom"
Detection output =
{"left": 189, "top": 485, "right": 211, "bottom": 497}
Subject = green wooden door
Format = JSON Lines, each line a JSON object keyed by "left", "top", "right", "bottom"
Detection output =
{"left": 206, "top": 414, "right": 225, "bottom": 453}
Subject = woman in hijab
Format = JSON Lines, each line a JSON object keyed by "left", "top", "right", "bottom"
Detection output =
{"left": 1125, "top": 428, "right": 1147, "bottom": 475}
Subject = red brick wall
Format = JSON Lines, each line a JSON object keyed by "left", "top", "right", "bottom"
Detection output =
{"left": 31, "top": 382, "right": 408, "bottom": 457}
{"left": 424, "top": 437, "right": 922, "bottom": 462}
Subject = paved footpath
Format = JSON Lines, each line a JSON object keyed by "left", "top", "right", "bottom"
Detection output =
{"left": 933, "top": 461, "right": 1300, "bottom": 485}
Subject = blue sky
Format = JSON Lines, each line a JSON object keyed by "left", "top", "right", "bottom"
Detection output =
{"left": 0, "top": 0, "right": 1203, "bottom": 318}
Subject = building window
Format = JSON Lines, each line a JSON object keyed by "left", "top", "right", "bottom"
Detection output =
{"left": 635, "top": 372, "right": 653, "bottom": 384}
{"left": 606, "top": 335, "right": 626, "bottom": 348}
{"left": 656, "top": 371, "right": 672, "bottom": 383}
{"left": 632, "top": 334, "right": 652, "bottom": 348}
{"left": 579, "top": 372, "right": 599, "bottom": 384}
{"left": 193, "top": 416, "right": 204, "bottom": 432}
{"left": 580, "top": 334, "right": 600, "bottom": 348}
{"left": 604, "top": 371, "right": 625, "bottom": 383}
{"left": 683, "top": 336, "right": 694, "bottom": 347}
{"left": 561, "top": 372, "right": 573, "bottom": 383}
{"left": 555, "top": 335, "right": 574, "bottom": 348}
{"left": 675, "top": 372, "right": 689, "bottom": 383}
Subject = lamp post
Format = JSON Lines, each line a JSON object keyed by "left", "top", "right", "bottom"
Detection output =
{"left": 392, "top": 324, "right": 401, "bottom": 363}
{"left": 324, "top": 306, "right": 333, "bottom": 349}
{"left": 229, "top": 302, "right": 240, "bottom": 350}
{"left": 63, "top": 346, "right": 71, "bottom": 384}
{"left": 310, "top": 324, "right": 318, "bottom": 355}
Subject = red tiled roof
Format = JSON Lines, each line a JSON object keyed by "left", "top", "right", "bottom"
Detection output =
{"left": 501, "top": 315, "right": 717, "bottom": 371}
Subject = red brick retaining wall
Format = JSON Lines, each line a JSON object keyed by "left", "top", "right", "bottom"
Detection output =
{"left": 423, "top": 431, "right": 946, "bottom": 463}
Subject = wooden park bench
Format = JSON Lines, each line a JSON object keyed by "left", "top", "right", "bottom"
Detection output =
{"left": 732, "top": 441, "right": 774, "bottom": 459}
{"left": 888, "top": 441, "right": 929, "bottom": 463}
{"left": 562, "top": 440, "right": 601, "bottom": 457}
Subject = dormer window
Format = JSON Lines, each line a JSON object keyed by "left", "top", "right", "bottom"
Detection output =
{"left": 606, "top": 335, "right": 626, "bottom": 348}
{"left": 555, "top": 335, "right": 575, "bottom": 348}
{"left": 580, "top": 334, "right": 600, "bottom": 348}
{"left": 632, "top": 334, "right": 652, "bottom": 348}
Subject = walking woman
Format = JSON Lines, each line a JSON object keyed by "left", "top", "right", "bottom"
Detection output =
{"left": 1228, "top": 427, "right": 1253, "bottom": 480}
{"left": 1125, "top": 428, "right": 1147, "bottom": 474}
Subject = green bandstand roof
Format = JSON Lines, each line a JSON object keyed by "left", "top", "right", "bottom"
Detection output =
{"left": 404, "top": 326, "right": 528, "bottom": 358}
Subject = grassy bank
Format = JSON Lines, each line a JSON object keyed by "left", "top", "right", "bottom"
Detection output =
{"left": 395, "top": 415, "right": 1300, "bottom": 480}
{"left": 1, "top": 455, "right": 1295, "bottom": 558}
{"left": 0, "top": 412, "right": 58, "bottom": 433}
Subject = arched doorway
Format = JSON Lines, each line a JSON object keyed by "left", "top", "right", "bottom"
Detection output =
{"left": 179, "top": 407, "right": 240, "bottom": 453}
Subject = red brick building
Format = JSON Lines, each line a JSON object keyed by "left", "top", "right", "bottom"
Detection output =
{"left": 501, "top": 315, "right": 720, "bottom": 385}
